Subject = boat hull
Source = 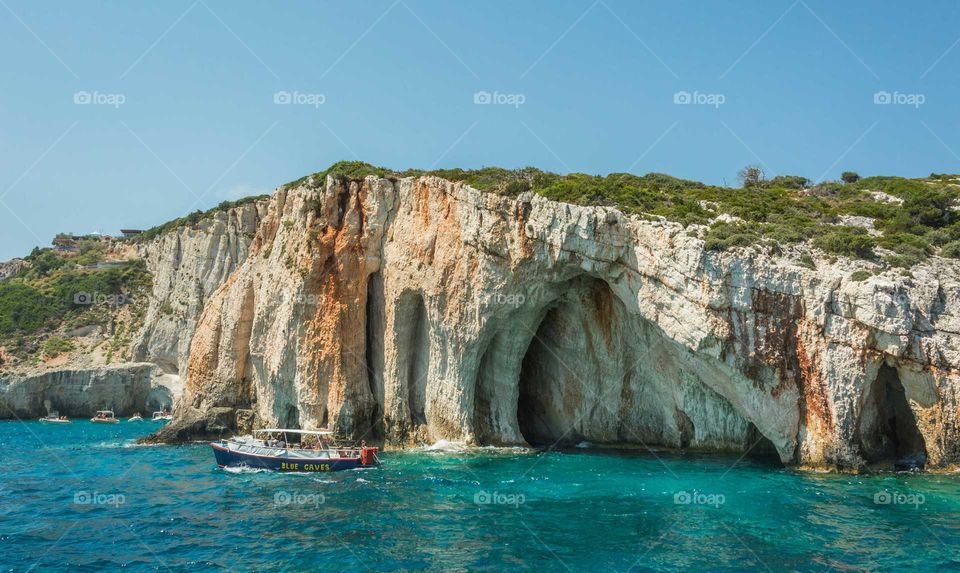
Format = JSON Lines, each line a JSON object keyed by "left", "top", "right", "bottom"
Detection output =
{"left": 211, "top": 443, "right": 369, "bottom": 472}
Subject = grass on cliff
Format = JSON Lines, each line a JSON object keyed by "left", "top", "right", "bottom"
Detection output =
{"left": 282, "top": 161, "right": 960, "bottom": 265}
{"left": 0, "top": 257, "right": 152, "bottom": 365}
{"left": 134, "top": 195, "right": 269, "bottom": 243}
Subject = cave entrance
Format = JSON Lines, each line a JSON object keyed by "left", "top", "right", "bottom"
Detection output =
{"left": 283, "top": 405, "right": 300, "bottom": 429}
{"left": 744, "top": 422, "right": 783, "bottom": 466}
{"left": 396, "top": 292, "right": 429, "bottom": 426}
{"left": 365, "top": 271, "right": 385, "bottom": 437}
{"left": 516, "top": 305, "right": 560, "bottom": 446}
{"left": 859, "top": 364, "right": 927, "bottom": 469}
{"left": 516, "top": 276, "right": 622, "bottom": 447}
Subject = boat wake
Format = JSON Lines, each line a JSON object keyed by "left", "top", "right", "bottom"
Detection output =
{"left": 415, "top": 440, "right": 534, "bottom": 455}
{"left": 417, "top": 440, "right": 469, "bottom": 453}
{"left": 221, "top": 465, "right": 271, "bottom": 475}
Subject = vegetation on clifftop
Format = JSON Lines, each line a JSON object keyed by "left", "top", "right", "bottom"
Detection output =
{"left": 134, "top": 195, "right": 269, "bottom": 243}
{"left": 283, "top": 161, "right": 960, "bottom": 266}
{"left": 0, "top": 254, "right": 151, "bottom": 367}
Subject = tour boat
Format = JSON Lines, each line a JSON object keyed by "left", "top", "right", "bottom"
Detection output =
{"left": 90, "top": 410, "right": 119, "bottom": 424}
{"left": 151, "top": 410, "right": 173, "bottom": 421}
{"left": 39, "top": 412, "right": 70, "bottom": 424}
{"left": 211, "top": 429, "right": 380, "bottom": 472}
{"left": 128, "top": 413, "right": 143, "bottom": 422}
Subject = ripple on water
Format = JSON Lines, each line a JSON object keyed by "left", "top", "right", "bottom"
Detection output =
{"left": 1, "top": 421, "right": 959, "bottom": 572}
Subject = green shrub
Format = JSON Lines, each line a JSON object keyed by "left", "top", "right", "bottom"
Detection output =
{"left": 767, "top": 175, "right": 809, "bottom": 190}
{"left": 703, "top": 223, "right": 762, "bottom": 251}
{"left": 42, "top": 336, "right": 74, "bottom": 358}
{"left": 850, "top": 270, "right": 871, "bottom": 281}
{"left": 841, "top": 172, "right": 860, "bottom": 184}
{"left": 75, "top": 239, "right": 106, "bottom": 266}
{"left": 941, "top": 240, "right": 960, "bottom": 259}
{"left": 23, "top": 248, "right": 67, "bottom": 278}
{"left": 876, "top": 233, "right": 933, "bottom": 260}
{"left": 813, "top": 227, "right": 875, "bottom": 258}
{"left": 885, "top": 254, "right": 923, "bottom": 268}
{"left": 0, "top": 261, "right": 150, "bottom": 336}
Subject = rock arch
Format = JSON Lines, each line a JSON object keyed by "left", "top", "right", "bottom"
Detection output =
{"left": 857, "top": 362, "right": 927, "bottom": 469}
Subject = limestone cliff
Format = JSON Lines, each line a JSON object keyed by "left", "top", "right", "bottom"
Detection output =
{"left": 0, "top": 363, "right": 158, "bottom": 418}
{"left": 132, "top": 201, "right": 265, "bottom": 376}
{"left": 153, "top": 174, "right": 960, "bottom": 471}
{"left": 0, "top": 201, "right": 265, "bottom": 419}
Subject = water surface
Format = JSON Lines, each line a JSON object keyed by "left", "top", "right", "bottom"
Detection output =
{"left": 1, "top": 421, "right": 958, "bottom": 571}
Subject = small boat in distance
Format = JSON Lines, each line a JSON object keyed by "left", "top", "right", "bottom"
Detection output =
{"left": 39, "top": 412, "right": 70, "bottom": 424}
{"left": 90, "top": 410, "right": 119, "bottom": 424}
{"left": 211, "top": 429, "right": 380, "bottom": 472}
{"left": 151, "top": 409, "right": 173, "bottom": 422}
{"left": 128, "top": 413, "right": 143, "bottom": 422}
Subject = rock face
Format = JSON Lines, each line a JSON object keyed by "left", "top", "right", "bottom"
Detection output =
{"left": 156, "top": 174, "right": 960, "bottom": 471}
{"left": 0, "top": 201, "right": 264, "bottom": 419}
{"left": 0, "top": 363, "right": 160, "bottom": 418}
{"left": 132, "top": 202, "right": 265, "bottom": 376}
{"left": 0, "top": 258, "right": 28, "bottom": 282}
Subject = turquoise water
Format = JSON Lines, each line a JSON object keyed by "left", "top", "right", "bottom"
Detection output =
{"left": 0, "top": 421, "right": 958, "bottom": 572}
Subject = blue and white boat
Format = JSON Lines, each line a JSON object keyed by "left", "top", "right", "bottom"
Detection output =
{"left": 211, "top": 428, "right": 380, "bottom": 472}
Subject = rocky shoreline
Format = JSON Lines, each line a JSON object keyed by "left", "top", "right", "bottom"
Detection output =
{"left": 5, "top": 172, "right": 959, "bottom": 472}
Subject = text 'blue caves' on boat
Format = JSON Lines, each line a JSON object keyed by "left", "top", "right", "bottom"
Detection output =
{"left": 211, "top": 428, "right": 381, "bottom": 472}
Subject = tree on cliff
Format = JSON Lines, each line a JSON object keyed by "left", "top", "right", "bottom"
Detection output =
{"left": 737, "top": 165, "right": 765, "bottom": 188}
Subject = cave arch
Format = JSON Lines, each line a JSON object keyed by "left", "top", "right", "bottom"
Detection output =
{"left": 858, "top": 364, "right": 927, "bottom": 469}
{"left": 516, "top": 275, "right": 625, "bottom": 446}
{"left": 471, "top": 274, "right": 788, "bottom": 460}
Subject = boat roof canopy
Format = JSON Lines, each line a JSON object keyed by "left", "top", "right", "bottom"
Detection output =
{"left": 254, "top": 428, "right": 333, "bottom": 436}
{"left": 97, "top": 410, "right": 114, "bottom": 414}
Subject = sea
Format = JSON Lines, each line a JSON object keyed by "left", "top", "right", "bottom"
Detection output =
{"left": 0, "top": 420, "right": 958, "bottom": 572}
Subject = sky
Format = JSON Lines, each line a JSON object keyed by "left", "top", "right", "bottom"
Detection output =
{"left": 1, "top": 0, "right": 959, "bottom": 261}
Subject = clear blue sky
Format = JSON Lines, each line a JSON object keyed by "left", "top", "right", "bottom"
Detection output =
{"left": 1, "top": 0, "right": 959, "bottom": 260}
